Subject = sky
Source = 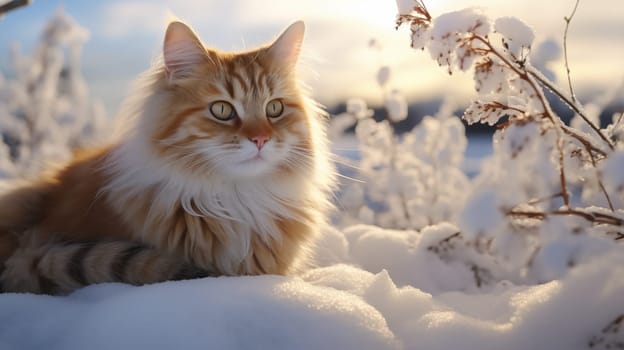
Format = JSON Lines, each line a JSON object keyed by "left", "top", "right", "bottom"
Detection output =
{"left": 0, "top": 0, "right": 622, "bottom": 115}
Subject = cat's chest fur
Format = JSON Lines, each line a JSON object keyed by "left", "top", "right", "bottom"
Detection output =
{"left": 112, "top": 172, "right": 312, "bottom": 275}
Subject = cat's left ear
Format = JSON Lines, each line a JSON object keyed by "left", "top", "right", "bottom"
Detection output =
{"left": 267, "top": 21, "right": 305, "bottom": 67}
{"left": 163, "top": 21, "right": 206, "bottom": 81}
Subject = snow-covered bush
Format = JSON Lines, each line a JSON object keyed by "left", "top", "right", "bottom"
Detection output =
{"left": 0, "top": 9, "right": 109, "bottom": 178}
{"left": 333, "top": 41, "right": 469, "bottom": 230}
{"left": 336, "top": 99, "right": 470, "bottom": 230}
{"left": 330, "top": 0, "right": 624, "bottom": 302}
{"left": 389, "top": 0, "right": 624, "bottom": 338}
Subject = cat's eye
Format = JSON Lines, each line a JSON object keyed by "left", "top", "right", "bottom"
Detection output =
{"left": 210, "top": 101, "right": 236, "bottom": 121}
{"left": 266, "top": 99, "right": 284, "bottom": 119}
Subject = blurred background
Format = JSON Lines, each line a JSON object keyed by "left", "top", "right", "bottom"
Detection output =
{"left": 1, "top": 0, "right": 622, "bottom": 115}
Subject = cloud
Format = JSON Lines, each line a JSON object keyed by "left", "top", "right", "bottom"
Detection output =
{"left": 91, "top": 0, "right": 623, "bottom": 109}
{"left": 101, "top": 2, "right": 167, "bottom": 38}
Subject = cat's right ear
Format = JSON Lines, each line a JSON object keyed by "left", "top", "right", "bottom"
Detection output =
{"left": 163, "top": 21, "right": 205, "bottom": 81}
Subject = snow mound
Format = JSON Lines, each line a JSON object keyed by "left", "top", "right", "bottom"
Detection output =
{"left": 1, "top": 225, "right": 623, "bottom": 350}
{"left": 0, "top": 274, "right": 398, "bottom": 350}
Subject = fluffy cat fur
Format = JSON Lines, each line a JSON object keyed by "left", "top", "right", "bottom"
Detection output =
{"left": 0, "top": 20, "right": 335, "bottom": 295}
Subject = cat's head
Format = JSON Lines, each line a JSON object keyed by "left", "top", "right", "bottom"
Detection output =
{"left": 142, "top": 20, "right": 319, "bottom": 180}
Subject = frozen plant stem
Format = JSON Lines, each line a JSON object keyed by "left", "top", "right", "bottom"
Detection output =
{"left": 0, "top": 0, "right": 29, "bottom": 15}
{"left": 470, "top": 33, "right": 624, "bottom": 208}
{"left": 471, "top": 35, "right": 572, "bottom": 207}
{"left": 563, "top": 0, "right": 580, "bottom": 103}
{"left": 528, "top": 68, "right": 615, "bottom": 150}
{"left": 508, "top": 209, "right": 624, "bottom": 228}
{"left": 584, "top": 143, "right": 615, "bottom": 212}
{"left": 386, "top": 117, "right": 413, "bottom": 227}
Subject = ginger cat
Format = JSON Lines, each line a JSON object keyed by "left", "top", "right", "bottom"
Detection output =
{"left": 0, "top": 20, "right": 334, "bottom": 295}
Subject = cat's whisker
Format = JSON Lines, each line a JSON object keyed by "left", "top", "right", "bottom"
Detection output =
{"left": 334, "top": 173, "right": 365, "bottom": 184}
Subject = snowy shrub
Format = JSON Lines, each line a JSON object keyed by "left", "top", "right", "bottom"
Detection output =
{"left": 392, "top": 0, "right": 624, "bottom": 287}
{"left": 334, "top": 98, "right": 470, "bottom": 230}
{"left": 0, "top": 10, "right": 110, "bottom": 178}
{"left": 332, "top": 42, "right": 469, "bottom": 230}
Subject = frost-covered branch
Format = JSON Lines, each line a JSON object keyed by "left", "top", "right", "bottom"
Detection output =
{"left": 507, "top": 208, "right": 624, "bottom": 228}
{"left": 589, "top": 314, "right": 624, "bottom": 348}
{"left": 528, "top": 67, "right": 615, "bottom": 150}
{"left": 387, "top": 0, "right": 624, "bottom": 291}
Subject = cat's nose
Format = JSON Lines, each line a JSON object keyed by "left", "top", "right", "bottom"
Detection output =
{"left": 249, "top": 135, "right": 270, "bottom": 150}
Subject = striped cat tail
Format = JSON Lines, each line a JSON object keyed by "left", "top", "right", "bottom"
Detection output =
{"left": 1, "top": 238, "right": 212, "bottom": 295}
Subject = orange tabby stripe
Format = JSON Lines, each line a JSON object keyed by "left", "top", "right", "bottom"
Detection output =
{"left": 155, "top": 106, "right": 206, "bottom": 141}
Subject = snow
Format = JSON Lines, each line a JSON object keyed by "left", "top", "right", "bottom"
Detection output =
{"left": 1, "top": 226, "right": 623, "bottom": 350}
{"left": 428, "top": 9, "right": 490, "bottom": 73}
{"left": 395, "top": 0, "right": 416, "bottom": 16}
{"left": 384, "top": 90, "right": 408, "bottom": 122}
{"left": 0, "top": 273, "right": 398, "bottom": 350}
{"left": 345, "top": 99, "right": 369, "bottom": 120}
{"left": 600, "top": 150, "right": 624, "bottom": 190}
{"left": 494, "top": 17, "right": 535, "bottom": 56}
{"left": 459, "top": 190, "right": 503, "bottom": 239}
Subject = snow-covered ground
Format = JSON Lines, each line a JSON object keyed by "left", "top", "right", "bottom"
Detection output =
{"left": 1, "top": 224, "right": 622, "bottom": 350}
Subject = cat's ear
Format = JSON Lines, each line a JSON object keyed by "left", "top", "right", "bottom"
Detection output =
{"left": 267, "top": 21, "right": 305, "bottom": 67}
{"left": 163, "top": 21, "right": 205, "bottom": 81}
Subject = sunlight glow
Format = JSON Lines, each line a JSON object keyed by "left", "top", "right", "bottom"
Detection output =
{"left": 345, "top": 0, "right": 400, "bottom": 28}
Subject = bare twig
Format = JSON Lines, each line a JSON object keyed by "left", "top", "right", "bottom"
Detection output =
{"left": 584, "top": 143, "right": 615, "bottom": 211}
{"left": 471, "top": 35, "right": 575, "bottom": 206}
{"left": 615, "top": 112, "right": 624, "bottom": 127}
{"left": 472, "top": 24, "right": 614, "bottom": 154}
{"left": 0, "top": 0, "right": 30, "bottom": 15}
{"left": 559, "top": 124, "right": 607, "bottom": 156}
{"left": 415, "top": 0, "right": 430, "bottom": 17}
{"left": 556, "top": 139, "right": 571, "bottom": 207}
{"left": 508, "top": 209, "right": 624, "bottom": 227}
{"left": 589, "top": 314, "right": 624, "bottom": 348}
{"left": 610, "top": 232, "right": 624, "bottom": 240}
{"left": 527, "top": 192, "right": 564, "bottom": 206}
{"left": 563, "top": 0, "right": 581, "bottom": 103}
{"left": 528, "top": 68, "right": 615, "bottom": 150}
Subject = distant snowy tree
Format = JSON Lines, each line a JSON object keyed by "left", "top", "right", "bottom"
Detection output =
{"left": 335, "top": 98, "right": 469, "bottom": 230}
{"left": 0, "top": 9, "right": 109, "bottom": 178}
{"left": 332, "top": 41, "right": 469, "bottom": 230}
